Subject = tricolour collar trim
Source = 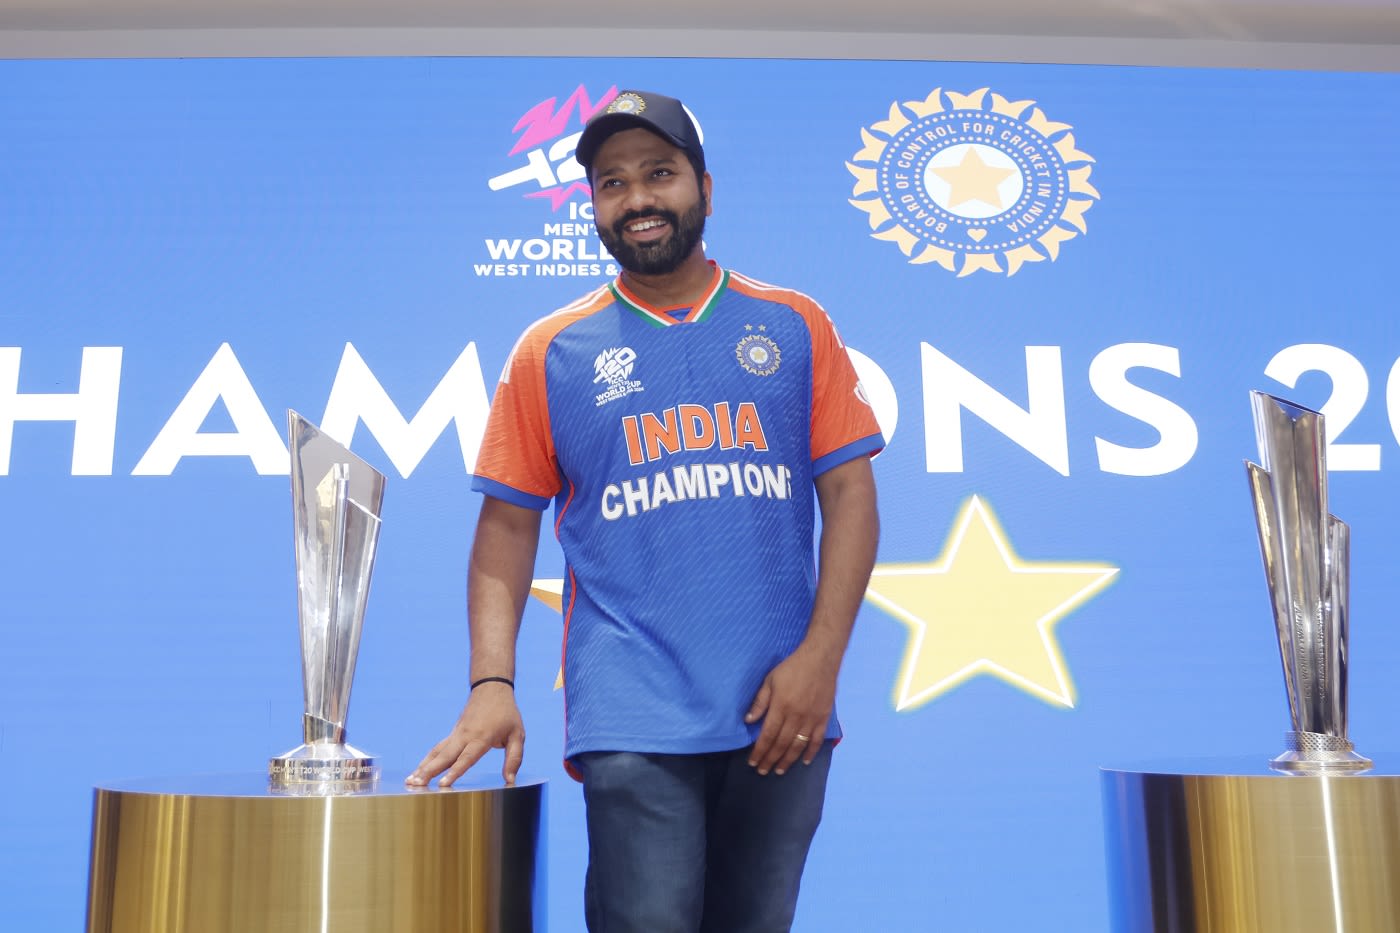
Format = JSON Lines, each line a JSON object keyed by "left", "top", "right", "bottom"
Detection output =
{"left": 609, "top": 265, "right": 729, "bottom": 328}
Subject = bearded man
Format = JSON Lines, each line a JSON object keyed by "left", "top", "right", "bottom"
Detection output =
{"left": 409, "top": 89, "right": 882, "bottom": 933}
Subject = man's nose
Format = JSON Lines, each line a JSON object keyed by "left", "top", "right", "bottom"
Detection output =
{"left": 621, "top": 185, "right": 657, "bottom": 214}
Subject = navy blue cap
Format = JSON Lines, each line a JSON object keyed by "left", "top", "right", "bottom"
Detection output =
{"left": 575, "top": 90, "right": 704, "bottom": 175}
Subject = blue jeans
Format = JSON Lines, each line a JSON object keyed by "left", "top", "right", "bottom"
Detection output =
{"left": 573, "top": 743, "right": 833, "bottom": 933}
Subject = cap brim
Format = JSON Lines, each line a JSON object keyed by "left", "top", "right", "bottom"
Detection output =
{"left": 576, "top": 113, "right": 687, "bottom": 172}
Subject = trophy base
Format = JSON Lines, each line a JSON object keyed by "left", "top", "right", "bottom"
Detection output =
{"left": 1270, "top": 731, "right": 1372, "bottom": 774}
{"left": 269, "top": 742, "right": 379, "bottom": 790}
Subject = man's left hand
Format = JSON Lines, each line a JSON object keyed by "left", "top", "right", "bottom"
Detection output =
{"left": 744, "top": 646, "right": 838, "bottom": 776}
{"left": 745, "top": 455, "right": 877, "bottom": 777}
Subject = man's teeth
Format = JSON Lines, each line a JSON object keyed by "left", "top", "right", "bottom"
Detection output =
{"left": 627, "top": 219, "right": 666, "bottom": 232}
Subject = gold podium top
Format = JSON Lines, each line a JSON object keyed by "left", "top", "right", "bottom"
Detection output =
{"left": 1103, "top": 757, "right": 1400, "bottom": 933}
{"left": 87, "top": 772, "right": 545, "bottom": 933}
{"left": 92, "top": 770, "right": 542, "bottom": 797}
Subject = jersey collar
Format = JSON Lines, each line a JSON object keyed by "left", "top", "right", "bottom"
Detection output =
{"left": 609, "top": 262, "right": 729, "bottom": 328}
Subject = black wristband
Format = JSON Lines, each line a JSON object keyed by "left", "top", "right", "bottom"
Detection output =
{"left": 470, "top": 676, "right": 515, "bottom": 691}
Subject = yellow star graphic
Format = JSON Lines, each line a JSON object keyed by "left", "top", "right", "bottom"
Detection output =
{"left": 529, "top": 578, "right": 566, "bottom": 689}
{"left": 864, "top": 496, "right": 1117, "bottom": 710}
{"left": 930, "top": 147, "right": 1017, "bottom": 211}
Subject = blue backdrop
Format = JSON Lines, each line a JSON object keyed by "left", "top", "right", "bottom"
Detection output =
{"left": 2, "top": 57, "right": 1399, "bottom": 931}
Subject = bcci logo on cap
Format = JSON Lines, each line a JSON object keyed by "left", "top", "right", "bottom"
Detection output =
{"left": 604, "top": 92, "right": 647, "bottom": 116}
{"left": 847, "top": 88, "right": 1099, "bottom": 277}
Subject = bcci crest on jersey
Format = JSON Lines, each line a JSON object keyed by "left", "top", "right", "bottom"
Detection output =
{"left": 736, "top": 331, "right": 781, "bottom": 377}
{"left": 847, "top": 88, "right": 1099, "bottom": 277}
{"left": 594, "top": 346, "right": 645, "bottom": 406}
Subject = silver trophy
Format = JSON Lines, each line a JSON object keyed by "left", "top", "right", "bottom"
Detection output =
{"left": 1246, "top": 391, "right": 1369, "bottom": 772}
{"left": 269, "top": 411, "right": 386, "bottom": 787}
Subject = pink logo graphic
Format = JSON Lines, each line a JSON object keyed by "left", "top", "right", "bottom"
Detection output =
{"left": 489, "top": 85, "right": 619, "bottom": 211}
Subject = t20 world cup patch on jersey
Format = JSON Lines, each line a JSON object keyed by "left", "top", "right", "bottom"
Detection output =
{"left": 593, "top": 346, "right": 645, "bottom": 406}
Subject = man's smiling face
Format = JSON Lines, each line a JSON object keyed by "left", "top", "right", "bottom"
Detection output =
{"left": 590, "top": 127, "right": 712, "bottom": 277}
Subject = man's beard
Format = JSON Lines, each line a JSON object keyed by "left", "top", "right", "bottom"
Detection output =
{"left": 597, "top": 195, "right": 707, "bottom": 277}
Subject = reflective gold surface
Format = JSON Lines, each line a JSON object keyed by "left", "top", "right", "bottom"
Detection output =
{"left": 1104, "top": 762, "right": 1400, "bottom": 932}
{"left": 87, "top": 773, "right": 543, "bottom": 933}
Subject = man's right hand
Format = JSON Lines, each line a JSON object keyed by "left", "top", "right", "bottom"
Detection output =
{"left": 406, "top": 682, "right": 525, "bottom": 787}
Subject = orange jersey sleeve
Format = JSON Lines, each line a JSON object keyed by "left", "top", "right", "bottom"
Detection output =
{"left": 801, "top": 295, "right": 883, "bottom": 466}
{"left": 473, "top": 287, "right": 613, "bottom": 506}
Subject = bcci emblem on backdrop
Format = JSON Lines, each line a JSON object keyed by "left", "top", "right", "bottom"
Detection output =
{"left": 847, "top": 88, "right": 1099, "bottom": 277}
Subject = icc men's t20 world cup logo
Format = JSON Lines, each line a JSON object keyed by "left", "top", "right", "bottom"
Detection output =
{"left": 847, "top": 88, "right": 1099, "bottom": 277}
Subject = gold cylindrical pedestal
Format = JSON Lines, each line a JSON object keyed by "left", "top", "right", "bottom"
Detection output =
{"left": 86, "top": 772, "right": 544, "bottom": 933}
{"left": 1103, "top": 759, "right": 1400, "bottom": 932}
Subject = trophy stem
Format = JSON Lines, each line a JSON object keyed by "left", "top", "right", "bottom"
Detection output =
{"left": 321, "top": 463, "right": 350, "bottom": 740}
{"left": 303, "top": 714, "right": 343, "bottom": 745}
